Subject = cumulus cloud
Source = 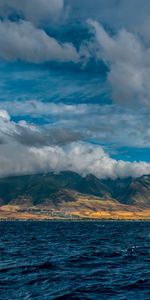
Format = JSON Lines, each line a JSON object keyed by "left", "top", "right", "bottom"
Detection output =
{"left": 0, "top": 139, "right": 150, "bottom": 179}
{"left": 0, "top": 110, "right": 10, "bottom": 121}
{"left": 0, "top": 109, "right": 150, "bottom": 179}
{"left": 0, "top": 110, "right": 81, "bottom": 147}
{"left": 0, "top": 20, "right": 78, "bottom": 63}
{"left": 0, "top": 0, "right": 78, "bottom": 64}
{"left": 15, "top": 125, "right": 82, "bottom": 147}
{"left": 1, "top": 100, "right": 150, "bottom": 148}
{"left": 88, "top": 20, "right": 150, "bottom": 109}
{"left": 0, "top": 0, "right": 64, "bottom": 24}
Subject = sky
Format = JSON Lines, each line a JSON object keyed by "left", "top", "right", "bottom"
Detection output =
{"left": 0, "top": 0, "right": 150, "bottom": 179}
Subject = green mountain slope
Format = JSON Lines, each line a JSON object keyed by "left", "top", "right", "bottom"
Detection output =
{"left": 0, "top": 171, "right": 149, "bottom": 209}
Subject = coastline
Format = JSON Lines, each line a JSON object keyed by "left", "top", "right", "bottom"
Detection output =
{"left": 1, "top": 217, "right": 150, "bottom": 222}
{"left": 1, "top": 205, "right": 150, "bottom": 221}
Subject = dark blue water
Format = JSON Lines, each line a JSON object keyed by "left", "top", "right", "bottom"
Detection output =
{"left": 0, "top": 221, "right": 150, "bottom": 300}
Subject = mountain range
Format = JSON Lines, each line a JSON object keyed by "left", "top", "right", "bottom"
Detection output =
{"left": 0, "top": 171, "right": 150, "bottom": 220}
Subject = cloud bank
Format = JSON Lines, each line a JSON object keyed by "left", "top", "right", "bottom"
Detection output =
{"left": 0, "top": 20, "right": 78, "bottom": 63}
{"left": 88, "top": 20, "right": 150, "bottom": 109}
{"left": 1, "top": 100, "right": 150, "bottom": 148}
{"left": 0, "top": 109, "right": 150, "bottom": 179}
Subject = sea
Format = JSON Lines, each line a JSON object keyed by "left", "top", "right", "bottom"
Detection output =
{"left": 0, "top": 221, "right": 150, "bottom": 300}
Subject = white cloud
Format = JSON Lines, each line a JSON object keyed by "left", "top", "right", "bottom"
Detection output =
{"left": 0, "top": 20, "right": 79, "bottom": 63}
{"left": 0, "top": 109, "right": 150, "bottom": 179}
{"left": 0, "top": 0, "right": 64, "bottom": 24}
{"left": 0, "top": 110, "right": 10, "bottom": 121}
{"left": 1, "top": 100, "right": 150, "bottom": 148}
{"left": 0, "top": 109, "right": 81, "bottom": 147}
{"left": 0, "top": 139, "right": 150, "bottom": 179}
{"left": 88, "top": 20, "right": 150, "bottom": 109}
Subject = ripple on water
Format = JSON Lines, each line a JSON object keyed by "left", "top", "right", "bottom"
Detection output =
{"left": 0, "top": 221, "right": 150, "bottom": 300}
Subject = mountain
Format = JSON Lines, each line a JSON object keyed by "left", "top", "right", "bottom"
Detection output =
{"left": 0, "top": 171, "right": 111, "bottom": 206}
{"left": 118, "top": 175, "right": 150, "bottom": 207}
{"left": 102, "top": 177, "right": 132, "bottom": 199}
{"left": 0, "top": 171, "right": 150, "bottom": 220}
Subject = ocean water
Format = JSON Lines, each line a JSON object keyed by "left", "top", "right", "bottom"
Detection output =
{"left": 0, "top": 221, "right": 150, "bottom": 300}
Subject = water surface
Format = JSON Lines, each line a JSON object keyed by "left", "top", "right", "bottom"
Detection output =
{"left": 0, "top": 221, "right": 150, "bottom": 299}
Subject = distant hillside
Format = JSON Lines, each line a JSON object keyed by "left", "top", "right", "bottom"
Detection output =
{"left": 0, "top": 171, "right": 149, "bottom": 207}
{"left": 118, "top": 175, "right": 150, "bottom": 207}
{"left": 0, "top": 171, "right": 111, "bottom": 206}
{"left": 0, "top": 171, "right": 150, "bottom": 220}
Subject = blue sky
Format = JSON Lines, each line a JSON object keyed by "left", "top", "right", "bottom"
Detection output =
{"left": 0, "top": 0, "right": 150, "bottom": 178}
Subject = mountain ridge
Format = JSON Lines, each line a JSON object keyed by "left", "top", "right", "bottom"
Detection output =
{"left": 0, "top": 171, "right": 150, "bottom": 220}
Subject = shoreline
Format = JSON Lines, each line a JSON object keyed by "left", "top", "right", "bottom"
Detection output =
{"left": 1, "top": 205, "right": 150, "bottom": 222}
{"left": 0, "top": 218, "right": 150, "bottom": 222}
